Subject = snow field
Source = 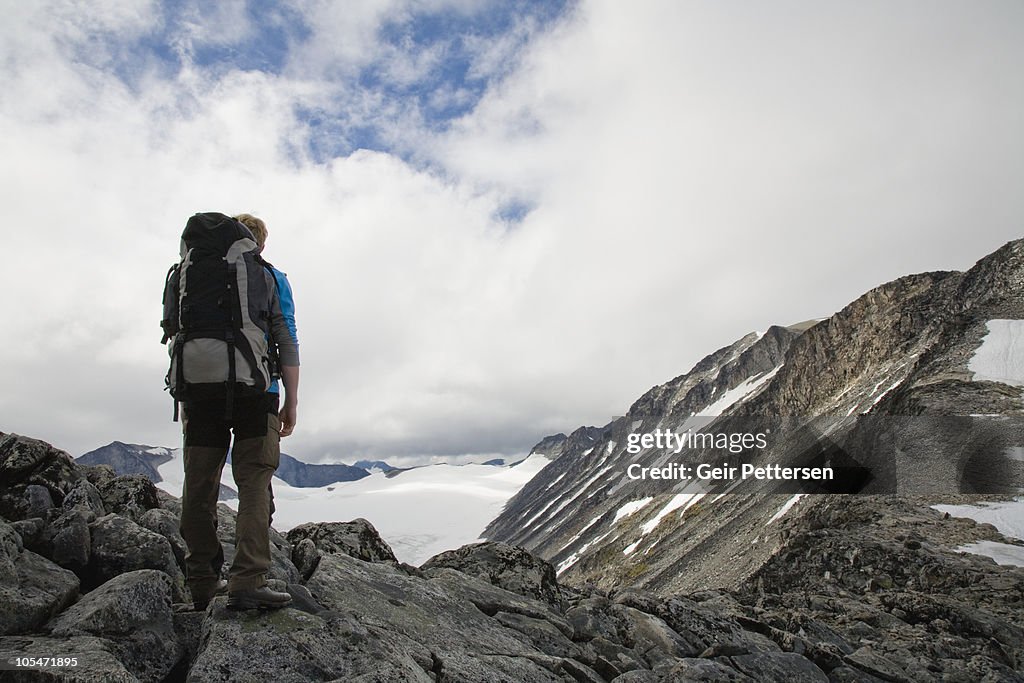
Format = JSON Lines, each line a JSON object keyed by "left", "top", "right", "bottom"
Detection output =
{"left": 156, "top": 451, "right": 550, "bottom": 566}
{"left": 933, "top": 498, "right": 1024, "bottom": 568}
{"left": 969, "top": 319, "right": 1024, "bottom": 387}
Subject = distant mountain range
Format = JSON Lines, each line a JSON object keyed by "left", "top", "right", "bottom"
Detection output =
{"left": 76, "top": 442, "right": 375, "bottom": 491}
{"left": 352, "top": 459, "right": 395, "bottom": 473}
{"left": 75, "top": 439, "right": 544, "bottom": 565}
{"left": 274, "top": 453, "right": 370, "bottom": 487}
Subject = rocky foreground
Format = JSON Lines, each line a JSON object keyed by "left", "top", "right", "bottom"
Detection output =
{"left": 1, "top": 432, "right": 1023, "bottom": 682}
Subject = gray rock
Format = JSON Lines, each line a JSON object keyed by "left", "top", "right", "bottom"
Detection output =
{"left": 48, "top": 516, "right": 91, "bottom": 571}
{"left": 616, "top": 605, "right": 702, "bottom": 664}
{"left": 286, "top": 518, "right": 397, "bottom": 564}
{"left": 0, "top": 434, "right": 76, "bottom": 487}
{"left": 49, "top": 569, "right": 181, "bottom": 682}
{"left": 494, "top": 611, "right": 583, "bottom": 660}
{"left": 302, "top": 553, "right": 586, "bottom": 681}
{"left": 421, "top": 541, "right": 565, "bottom": 609}
{"left": 270, "top": 538, "right": 302, "bottom": 584}
{"left": 730, "top": 652, "right": 829, "bottom": 682}
{"left": 827, "top": 665, "right": 888, "bottom": 682}
{"left": 587, "top": 636, "right": 646, "bottom": 678}
{"left": 86, "top": 514, "right": 185, "bottom": 600}
{"left": 80, "top": 462, "right": 118, "bottom": 488}
{"left": 0, "top": 521, "right": 79, "bottom": 636}
{"left": 0, "top": 433, "right": 82, "bottom": 521}
{"left": 650, "top": 657, "right": 755, "bottom": 682}
{"left": 172, "top": 610, "right": 205, "bottom": 675}
{"left": 610, "top": 672, "right": 662, "bottom": 682}
{"left": 0, "top": 521, "right": 21, "bottom": 579}
{"left": 155, "top": 487, "right": 179, "bottom": 510}
{"left": 280, "top": 582, "right": 324, "bottom": 614}
{"left": 9, "top": 517, "right": 45, "bottom": 548}
{"left": 0, "top": 634, "right": 137, "bottom": 682}
{"left": 560, "top": 657, "right": 608, "bottom": 683}
{"left": 426, "top": 566, "right": 574, "bottom": 638}
{"left": 293, "top": 536, "right": 320, "bottom": 580}
{"left": 842, "top": 647, "right": 912, "bottom": 683}
{"left": 189, "top": 601, "right": 434, "bottom": 682}
{"left": 61, "top": 480, "right": 105, "bottom": 518}
{"left": 565, "top": 597, "right": 622, "bottom": 642}
{"left": 137, "top": 507, "right": 187, "bottom": 571}
{"left": 426, "top": 651, "right": 567, "bottom": 682}
{"left": 616, "top": 591, "right": 777, "bottom": 657}
{"left": 40, "top": 509, "right": 92, "bottom": 571}
{"left": 24, "top": 484, "right": 55, "bottom": 519}
{"left": 94, "top": 475, "right": 160, "bottom": 522}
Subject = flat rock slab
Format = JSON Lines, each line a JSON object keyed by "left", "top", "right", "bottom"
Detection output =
{"left": 0, "top": 635, "right": 137, "bottom": 682}
{"left": 729, "top": 652, "right": 828, "bottom": 682}
{"left": 48, "top": 569, "right": 181, "bottom": 683}
{"left": 189, "top": 600, "right": 432, "bottom": 682}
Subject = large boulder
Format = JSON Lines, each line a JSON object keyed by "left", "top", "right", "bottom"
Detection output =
{"left": 286, "top": 518, "right": 397, "bottom": 578}
{"left": 138, "top": 507, "right": 188, "bottom": 572}
{"left": 86, "top": 514, "right": 185, "bottom": 600}
{"left": 0, "top": 521, "right": 79, "bottom": 635}
{"left": 617, "top": 657, "right": 756, "bottom": 682}
{"left": 94, "top": 474, "right": 160, "bottom": 522}
{"left": 61, "top": 480, "right": 106, "bottom": 519}
{"left": 0, "top": 433, "right": 83, "bottom": 521}
{"left": 30, "top": 480, "right": 106, "bottom": 573}
{"left": 188, "top": 602, "right": 435, "bottom": 682}
{"left": 8, "top": 517, "right": 45, "bottom": 549}
{"left": 23, "top": 484, "right": 56, "bottom": 519}
{"left": 172, "top": 610, "right": 206, "bottom": 679}
{"left": 48, "top": 569, "right": 181, "bottom": 682}
{"left": 729, "top": 652, "right": 828, "bottom": 682}
{"left": 421, "top": 541, "right": 564, "bottom": 608}
{"left": 0, "top": 635, "right": 137, "bottom": 682}
{"left": 612, "top": 590, "right": 779, "bottom": 658}
{"left": 299, "top": 552, "right": 601, "bottom": 682}
{"left": 38, "top": 509, "right": 92, "bottom": 572}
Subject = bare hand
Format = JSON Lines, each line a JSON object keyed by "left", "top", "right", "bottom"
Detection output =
{"left": 279, "top": 401, "right": 297, "bottom": 437}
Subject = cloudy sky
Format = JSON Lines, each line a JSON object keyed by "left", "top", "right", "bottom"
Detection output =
{"left": 3, "top": 0, "right": 1023, "bottom": 465}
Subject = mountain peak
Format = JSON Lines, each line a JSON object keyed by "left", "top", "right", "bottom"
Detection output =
{"left": 485, "top": 237, "right": 1024, "bottom": 602}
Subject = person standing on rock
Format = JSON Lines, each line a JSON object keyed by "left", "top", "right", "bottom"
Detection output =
{"left": 162, "top": 212, "right": 299, "bottom": 611}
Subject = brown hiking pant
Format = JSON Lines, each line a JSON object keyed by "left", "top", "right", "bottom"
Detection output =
{"left": 179, "top": 393, "right": 280, "bottom": 597}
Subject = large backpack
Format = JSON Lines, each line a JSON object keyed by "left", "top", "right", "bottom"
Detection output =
{"left": 161, "top": 212, "right": 276, "bottom": 420}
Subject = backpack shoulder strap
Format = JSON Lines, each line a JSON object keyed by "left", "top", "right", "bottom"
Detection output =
{"left": 160, "top": 263, "right": 181, "bottom": 344}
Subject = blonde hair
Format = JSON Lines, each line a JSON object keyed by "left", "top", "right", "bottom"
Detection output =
{"left": 234, "top": 213, "right": 267, "bottom": 248}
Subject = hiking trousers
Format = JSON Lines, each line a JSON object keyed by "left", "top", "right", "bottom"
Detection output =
{"left": 179, "top": 393, "right": 280, "bottom": 597}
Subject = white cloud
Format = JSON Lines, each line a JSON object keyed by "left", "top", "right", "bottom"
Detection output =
{"left": 175, "top": 0, "right": 254, "bottom": 51}
{"left": 283, "top": 0, "right": 406, "bottom": 77}
{"left": 2, "top": 1, "right": 1023, "bottom": 464}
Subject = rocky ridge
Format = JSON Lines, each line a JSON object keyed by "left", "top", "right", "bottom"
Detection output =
{"left": 484, "top": 239, "right": 1024, "bottom": 598}
{"left": 1, "top": 431, "right": 1022, "bottom": 681}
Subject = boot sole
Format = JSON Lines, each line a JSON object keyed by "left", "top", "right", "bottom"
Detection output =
{"left": 226, "top": 598, "right": 292, "bottom": 611}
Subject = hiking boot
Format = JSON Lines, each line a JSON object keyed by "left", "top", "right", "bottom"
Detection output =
{"left": 192, "top": 579, "right": 228, "bottom": 611}
{"left": 226, "top": 586, "right": 293, "bottom": 610}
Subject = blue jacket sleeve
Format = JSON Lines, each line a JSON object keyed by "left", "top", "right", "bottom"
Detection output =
{"left": 269, "top": 267, "right": 299, "bottom": 366}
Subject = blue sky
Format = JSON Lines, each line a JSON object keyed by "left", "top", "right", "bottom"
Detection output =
{"left": 3, "top": 1, "right": 1023, "bottom": 465}
{"left": 77, "top": 0, "right": 569, "bottom": 162}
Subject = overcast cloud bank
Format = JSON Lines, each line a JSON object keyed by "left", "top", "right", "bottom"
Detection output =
{"left": 2, "top": 0, "right": 1022, "bottom": 464}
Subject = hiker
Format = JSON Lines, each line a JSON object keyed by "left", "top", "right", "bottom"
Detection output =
{"left": 161, "top": 212, "right": 300, "bottom": 611}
